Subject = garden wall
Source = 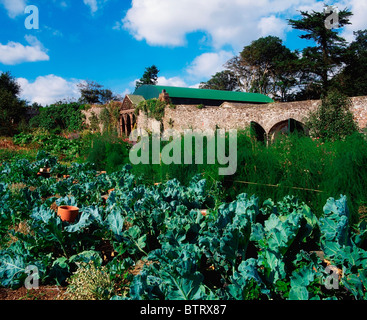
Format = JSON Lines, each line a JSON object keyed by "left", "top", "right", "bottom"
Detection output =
{"left": 137, "top": 96, "right": 367, "bottom": 135}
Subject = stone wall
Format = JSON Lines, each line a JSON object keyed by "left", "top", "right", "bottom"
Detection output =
{"left": 136, "top": 111, "right": 162, "bottom": 133}
{"left": 135, "top": 96, "right": 367, "bottom": 135}
{"left": 351, "top": 96, "right": 367, "bottom": 130}
{"left": 82, "top": 106, "right": 106, "bottom": 132}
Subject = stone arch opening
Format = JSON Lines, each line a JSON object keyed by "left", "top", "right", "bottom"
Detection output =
{"left": 120, "top": 116, "right": 126, "bottom": 137}
{"left": 132, "top": 114, "right": 136, "bottom": 130}
{"left": 120, "top": 112, "right": 137, "bottom": 138}
{"left": 126, "top": 114, "right": 132, "bottom": 137}
{"left": 250, "top": 121, "right": 267, "bottom": 143}
{"left": 268, "top": 118, "right": 306, "bottom": 142}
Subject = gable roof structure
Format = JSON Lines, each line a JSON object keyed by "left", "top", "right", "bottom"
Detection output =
{"left": 127, "top": 94, "right": 145, "bottom": 106}
{"left": 133, "top": 85, "right": 274, "bottom": 105}
{"left": 121, "top": 94, "right": 145, "bottom": 111}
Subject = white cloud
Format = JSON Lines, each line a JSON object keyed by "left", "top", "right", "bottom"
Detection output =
{"left": 157, "top": 76, "right": 187, "bottom": 87}
{"left": 83, "top": 0, "right": 108, "bottom": 14}
{"left": 83, "top": 0, "right": 98, "bottom": 13}
{"left": 339, "top": 0, "right": 367, "bottom": 42}
{"left": 258, "top": 15, "right": 291, "bottom": 38}
{"left": 113, "top": 21, "right": 123, "bottom": 31}
{"left": 122, "top": 0, "right": 318, "bottom": 50}
{"left": 186, "top": 50, "right": 234, "bottom": 80}
{"left": 17, "top": 75, "right": 80, "bottom": 106}
{"left": 0, "top": 0, "right": 26, "bottom": 18}
{"left": 0, "top": 36, "right": 49, "bottom": 65}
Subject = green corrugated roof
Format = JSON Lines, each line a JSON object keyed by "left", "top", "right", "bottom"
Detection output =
{"left": 133, "top": 85, "right": 273, "bottom": 104}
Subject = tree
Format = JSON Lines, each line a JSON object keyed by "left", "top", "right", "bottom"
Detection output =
{"left": 337, "top": 30, "right": 367, "bottom": 96}
{"left": 78, "top": 80, "right": 117, "bottom": 105}
{"left": 135, "top": 65, "right": 160, "bottom": 90}
{"left": 0, "top": 71, "right": 26, "bottom": 135}
{"left": 288, "top": 7, "right": 353, "bottom": 97}
{"left": 226, "top": 36, "right": 299, "bottom": 101}
{"left": 306, "top": 90, "right": 358, "bottom": 141}
{"left": 199, "top": 70, "right": 239, "bottom": 91}
{"left": 30, "top": 102, "right": 85, "bottom": 133}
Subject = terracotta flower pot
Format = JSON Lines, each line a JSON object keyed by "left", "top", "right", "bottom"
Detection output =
{"left": 200, "top": 209, "right": 208, "bottom": 217}
{"left": 39, "top": 167, "right": 51, "bottom": 178}
{"left": 57, "top": 206, "right": 79, "bottom": 223}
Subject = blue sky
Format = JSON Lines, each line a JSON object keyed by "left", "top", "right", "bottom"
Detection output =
{"left": 0, "top": 0, "right": 366, "bottom": 105}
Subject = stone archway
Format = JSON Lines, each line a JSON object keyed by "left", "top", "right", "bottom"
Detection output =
{"left": 268, "top": 118, "right": 307, "bottom": 142}
{"left": 126, "top": 114, "right": 132, "bottom": 136}
{"left": 120, "top": 116, "right": 126, "bottom": 137}
{"left": 120, "top": 111, "right": 136, "bottom": 137}
{"left": 250, "top": 121, "right": 267, "bottom": 143}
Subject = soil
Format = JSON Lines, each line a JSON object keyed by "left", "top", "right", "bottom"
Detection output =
{"left": 0, "top": 139, "right": 25, "bottom": 151}
{"left": 0, "top": 286, "right": 66, "bottom": 300}
{"left": 0, "top": 259, "right": 152, "bottom": 301}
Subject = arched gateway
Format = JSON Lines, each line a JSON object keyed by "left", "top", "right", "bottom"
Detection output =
{"left": 120, "top": 95, "right": 142, "bottom": 137}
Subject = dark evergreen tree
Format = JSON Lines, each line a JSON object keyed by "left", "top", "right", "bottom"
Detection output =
{"left": 337, "top": 30, "right": 367, "bottom": 96}
{"left": 289, "top": 7, "right": 353, "bottom": 98}
{"left": 135, "top": 65, "right": 160, "bottom": 90}
{"left": 0, "top": 71, "right": 26, "bottom": 135}
{"left": 199, "top": 70, "right": 239, "bottom": 91}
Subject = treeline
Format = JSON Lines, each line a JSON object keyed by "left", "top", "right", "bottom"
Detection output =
{"left": 0, "top": 74, "right": 123, "bottom": 136}
{"left": 200, "top": 8, "right": 367, "bottom": 102}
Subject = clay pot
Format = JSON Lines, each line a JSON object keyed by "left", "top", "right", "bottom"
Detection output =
{"left": 102, "top": 194, "right": 109, "bottom": 202}
{"left": 39, "top": 167, "right": 51, "bottom": 178}
{"left": 57, "top": 206, "right": 79, "bottom": 223}
{"left": 200, "top": 209, "right": 208, "bottom": 217}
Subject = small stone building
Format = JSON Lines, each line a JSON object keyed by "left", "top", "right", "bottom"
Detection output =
{"left": 120, "top": 95, "right": 144, "bottom": 137}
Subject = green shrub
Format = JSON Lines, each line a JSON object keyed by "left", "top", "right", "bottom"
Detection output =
{"left": 306, "top": 90, "right": 359, "bottom": 141}
{"left": 30, "top": 102, "right": 86, "bottom": 133}
{"left": 135, "top": 99, "right": 167, "bottom": 121}
{"left": 65, "top": 261, "right": 114, "bottom": 300}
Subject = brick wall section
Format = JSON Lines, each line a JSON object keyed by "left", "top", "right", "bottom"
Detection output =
{"left": 135, "top": 96, "right": 367, "bottom": 134}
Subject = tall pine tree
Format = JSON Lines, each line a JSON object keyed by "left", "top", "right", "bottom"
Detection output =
{"left": 289, "top": 7, "right": 353, "bottom": 98}
{"left": 135, "top": 65, "right": 160, "bottom": 90}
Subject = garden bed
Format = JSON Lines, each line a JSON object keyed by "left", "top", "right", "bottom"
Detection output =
{"left": 0, "top": 286, "right": 66, "bottom": 300}
{"left": 1, "top": 152, "right": 367, "bottom": 300}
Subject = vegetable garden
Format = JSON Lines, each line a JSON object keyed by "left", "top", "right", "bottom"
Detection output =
{"left": 1, "top": 151, "right": 367, "bottom": 300}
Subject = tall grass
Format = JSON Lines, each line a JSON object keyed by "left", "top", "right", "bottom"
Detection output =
{"left": 129, "top": 130, "right": 367, "bottom": 223}
{"left": 84, "top": 132, "right": 131, "bottom": 173}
